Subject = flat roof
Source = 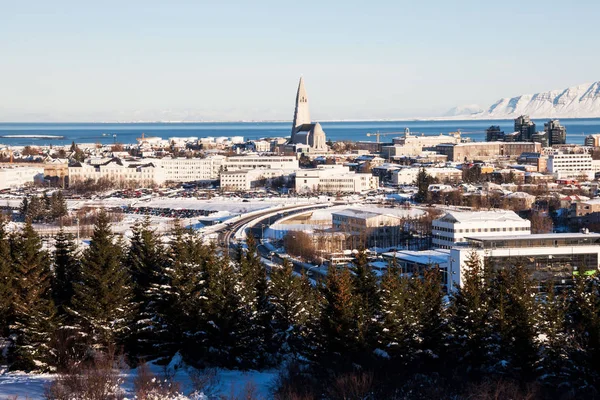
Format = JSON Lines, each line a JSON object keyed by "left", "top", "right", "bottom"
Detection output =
{"left": 465, "top": 232, "right": 600, "bottom": 242}
{"left": 384, "top": 249, "right": 450, "bottom": 266}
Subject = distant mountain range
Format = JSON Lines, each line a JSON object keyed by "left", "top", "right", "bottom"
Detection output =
{"left": 448, "top": 81, "right": 600, "bottom": 119}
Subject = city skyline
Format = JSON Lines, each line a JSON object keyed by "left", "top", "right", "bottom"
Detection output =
{"left": 1, "top": 0, "right": 599, "bottom": 122}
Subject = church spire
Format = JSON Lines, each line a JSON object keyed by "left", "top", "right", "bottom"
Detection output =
{"left": 291, "top": 76, "right": 311, "bottom": 138}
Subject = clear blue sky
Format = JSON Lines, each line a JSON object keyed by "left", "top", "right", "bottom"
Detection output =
{"left": 1, "top": 0, "right": 598, "bottom": 122}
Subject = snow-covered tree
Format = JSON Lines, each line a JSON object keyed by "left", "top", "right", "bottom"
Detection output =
{"left": 0, "top": 220, "right": 14, "bottom": 339}
{"left": 69, "top": 210, "right": 135, "bottom": 352}
{"left": 10, "top": 221, "right": 57, "bottom": 371}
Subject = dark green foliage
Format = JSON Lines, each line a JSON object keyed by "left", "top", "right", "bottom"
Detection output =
{"left": 350, "top": 250, "right": 380, "bottom": 357}
{"left": 69, "top": 210, "right": 135, "bottom": 351}
{"left": 9, "top": 221, "right": 57, "bottom": 371}
{"left": 449, "top": 251, "right": 491, "bottom": 376}
{"left": 52, "top": 229, "right": 79, "bottom": 313}
{"left": 414, "top": 167, "right": 436, "bottom": 203}
{"left": 0, "top": 220, "right": 14, "bottom": 338}
{"left": 125, "top": 217, "right": 166, "bottom": 362}
{"left": 19, "top": 191, "right": 68, "bottom": 223}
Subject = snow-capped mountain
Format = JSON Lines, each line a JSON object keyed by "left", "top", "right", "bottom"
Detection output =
{"left": 444, "top": 104, "right": 484, "bottom": 117}
{"left": 450, "top": 82, "right": 600, "bottom": 119}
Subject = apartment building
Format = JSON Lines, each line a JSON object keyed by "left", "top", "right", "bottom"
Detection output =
{"left": 331, "top": 208, "right": 403, "bottom": 249}
{"left": 223, "top": 156, "right": 299, "bottom": 171}
{"left": 295, "top": 165, "right": 378, "bottom": 193}
{"left": 548, "top": 153, "right": 593, "bottom": 179}
{"left": 449, "top": 233, "right": 600, "bottom": 292}
{"left": 69, "top": 159, "right": 165, "bottom": 186}
{"left": 220, "top": 168, "right": 296, "bottom": 191}
{"left": 154, "top": 156, "right": 225, "bottom": 182}
{"left": 432, "top": 210, "right": 531, "bottom": 249}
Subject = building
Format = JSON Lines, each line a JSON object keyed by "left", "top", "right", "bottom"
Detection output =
{"left": 544, "top": 119, "right": 567, "bottom": 146}
{"left": 514, "top": 115, "right": 536, "bottom": 141}
{"left": 585, "top": 134, "right": 600, "bottom": 147}
{"left": 154, "top": 156, "right": 225, "bottom": 182}
{"left": 572, "top": 198, "right": 600, "bottom": 217}
{"left": 69, "top": 158, "right": 165, "bottom": 186}
{"left": 486, "top": 126, "right": 505, "bottom": 142}
{"left": 295, "top": 165, "right": 378, "bottom": 193}
{"left": 383, "top": 249, "right": 451, "bottom": 290}
{"left": 223, "top": 155, "right": 299, "bottom": 171}
{"left": 432, "top": 210, "right": 531, "bottom": 249}
{"left": 436, "top": 142, "right": 541, "bottom": 162}
{"left": 0, "top": 165, "right": 45, "bottom": 190}
{"left": 287, "top": 77, "right": 328, "bottom": 152}
{"left": 220, "top": 168, "right": 296, "bottom": 191}
{"left": 548, "top": 153, "right": 593, "bottom": 179}
{"left": 382, "top": 129, "right": 462, "bottom": 158}
{"left": 448, "top": 233, "right": 600, "bottom": 292}
{"left": 332, "top": 208, "right": 404, "bottom": 249}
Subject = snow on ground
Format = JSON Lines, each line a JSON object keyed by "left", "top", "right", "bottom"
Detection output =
{"left": 0, "top": 360, "right": 278, "bottom": 399}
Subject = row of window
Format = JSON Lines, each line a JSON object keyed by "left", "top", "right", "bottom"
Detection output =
{"left": 433, "top": 226, "right": 531, "bottom": 234}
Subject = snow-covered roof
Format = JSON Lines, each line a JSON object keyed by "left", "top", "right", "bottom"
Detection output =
{"left": 384, "top": 249, "right": 450, "bottom": 266}
{"left": 437, "top": 210, "right": 526, "bottom": 224}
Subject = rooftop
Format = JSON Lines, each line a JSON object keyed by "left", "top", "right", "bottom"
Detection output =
{"left": 435, "top": 210, "right": 527, "bottom": 224}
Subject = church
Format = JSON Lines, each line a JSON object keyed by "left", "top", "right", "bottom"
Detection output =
{"left": 287, "top": 77, "right": 328, "bottom": 152}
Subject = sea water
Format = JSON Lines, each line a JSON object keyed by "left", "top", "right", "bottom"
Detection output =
{"left": 1, "top": 119, "right": 600, "bottom": 147}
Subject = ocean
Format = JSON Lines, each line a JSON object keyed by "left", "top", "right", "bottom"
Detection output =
{"left": 1, "top": 119, "right": 600, "bottom": 147}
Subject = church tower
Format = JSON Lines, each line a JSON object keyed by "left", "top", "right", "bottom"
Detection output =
{"left": 291, "top": 76, "right": 311, "bottom": 142}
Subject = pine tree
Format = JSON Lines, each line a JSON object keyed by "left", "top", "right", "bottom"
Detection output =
{"left": 269, "top": 259, "right": 315, "bottom": 358}
{"left": 0, "top": 220, "right": 14, "bottom": 339}
{"left": 318, "top": 265, "right": 360, "bottom": 372}
{"left": 10, "top": 221, "right": 57, "bottom": 371}
{"left": 19, "top": 197, "right": 29, "bottom": 220}
{"left": 125, "top": 217, "right": 166, "bottom": 362}
{"left": 537, "top": 282, "right": 572, "bottom": 387}
{"left": 414, "top": 268, "right": 447, "bottom": 371}
{"left": 487, "top": 263, "right": 538, "bottom": 379}
{"left": 50, "top": 191, "right": 68, "bottom": 221}
{"left": 377, "top": 264, "right": 418, "bottom": 369}
{"left": 233, "top": 234, "right": 271, "bottom": 367}
{"left": 69, "top": 210, "right": 135, "bottom": 351}
{"left": 52, "top": 228, "right": 79, "bottom": 313}
{"left": 350, "top": 250, "right": 380, "bottom": 364}
{"left": 448, "top": 251, "right": 491, "bottom": 376}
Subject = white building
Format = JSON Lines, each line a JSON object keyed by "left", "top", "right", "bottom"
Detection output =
{"left": 548, "top": 153, "right": 593, "bottom": 179}
{"left": 448, "top": 233, "right": 600, "bottom": 292}
{"left": 223, "top": 156, "right": 299, "bottom": 171}
{"left": 295, "top": 165, "right": 378, "bottom": 193}
{"left": 154, "top": 156, "right": 225, "bottom": 182}
{"left": 391, "top": 167, "right": 463, "bottom": 186}
{"left": 69, "top": 159, "right": 165, "bottom": 186}
{"left": 220, "top": 168, "right": 296, "bottom": 191}
{"left": 382, "top": 129, "right": 462, "bottom": 158}
{"left": 249, "top": 140, "right": 271, "bottom": 153}
{"left": 432, "top": 210, "right": 531, "bottom": 249}
{"left": 0, "top": 166, "right": 45, "bottom": 190}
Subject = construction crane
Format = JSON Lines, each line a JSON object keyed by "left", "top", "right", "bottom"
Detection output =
{"left": 366, "top": 131, "right": 394, "bottom": 143}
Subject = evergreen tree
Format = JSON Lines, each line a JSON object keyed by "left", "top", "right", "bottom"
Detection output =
{"left": 566, "top": 275, "right": 600, "bottom": 389}
{"left": 377, "top": 264, "right": 418, "bottom": 368}
{"left": 414, "top": 168, "right": 435, "bottom": 203}
{"left": 19, "top": 197, "right": 29, "bottom": 220}
{"left": 52, "top": 229, "right": 80, "bottom": 313}
{"left": 350, "top": 250, "right": 380, "bottom": 362}
{"left": 125, "top": 217, "right": 166, "bottom": 362}
{"left": 235, "top": 234, "right": 272, "bottom": 367}
{"left": 69, "top": 210, "right": 135, "bottom": 351}
{"left": 487, "top": 263, "right": 538, "bottom": 379}
{"left": 10, "top": 221, "right": 57, "bottom": 371}
{"left": 448, "top": 251, "right": 491, "bottom": 376}
{"left": 50, "top": 191, "right": 68, "bottom": 221}
{"left": 269, "top": 259, "right": 315, "bottom": 358}
{"left": 414, "top": 268, "right": 447, "bottom": 371}
{"left": 0, "top": 220, "right": 14, "bottom": 339}
{"left": 537, "top": 282, "right": 572, "bottom": 387}
{"left": 318, "top": 265, "right": 360, "bottom": 371}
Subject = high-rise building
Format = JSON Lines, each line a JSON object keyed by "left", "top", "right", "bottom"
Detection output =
{"left": 514, "top": 115, "right": 537, "bottom": 141}
{"left": 544, "top": 119, "right": 567, "bottom": 146}
{"left": 585, "top": 134, "right": 600, "bottom": 147}
{"left": 485, "top": 125, "right": 505, "bottom": 141}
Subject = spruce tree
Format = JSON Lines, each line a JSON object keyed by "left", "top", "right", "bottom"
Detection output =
{"left": 0, "top": 220, "right": 14, "bottom": 339}
{"left": 10, "top": 221, "right": 57, "bottom": 371}
{"left": 235, "top": 234, "right": 271, "bottom": 367}
{"left": 52, "top": 228, "right": 79, "bottom": 313}
{"left": 126, "top": 217, "right": 166, "bottom": 362}
{"left": 269, "top": 259, "right": 314, "bottom": 358}
{"left": 487, "top": 263, "right": 538, "bottom": 379}
{"left": 69, "top": 210, "right": 135, "bottom": 351}
{"left": 350, "top": 250, "right": 380, "bottom": 364}
{"left": 448, "top": 251, "right": 491, "bottom": 376}
{"left": 377, "top": 264, "right": 418, "bottom": 369}
{"left": 318, "top": 265, "right": 360, "bottom": 372}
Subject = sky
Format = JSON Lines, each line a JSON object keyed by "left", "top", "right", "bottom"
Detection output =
{"left": 1, "top": 0, "right": 599, "bottom": 122}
